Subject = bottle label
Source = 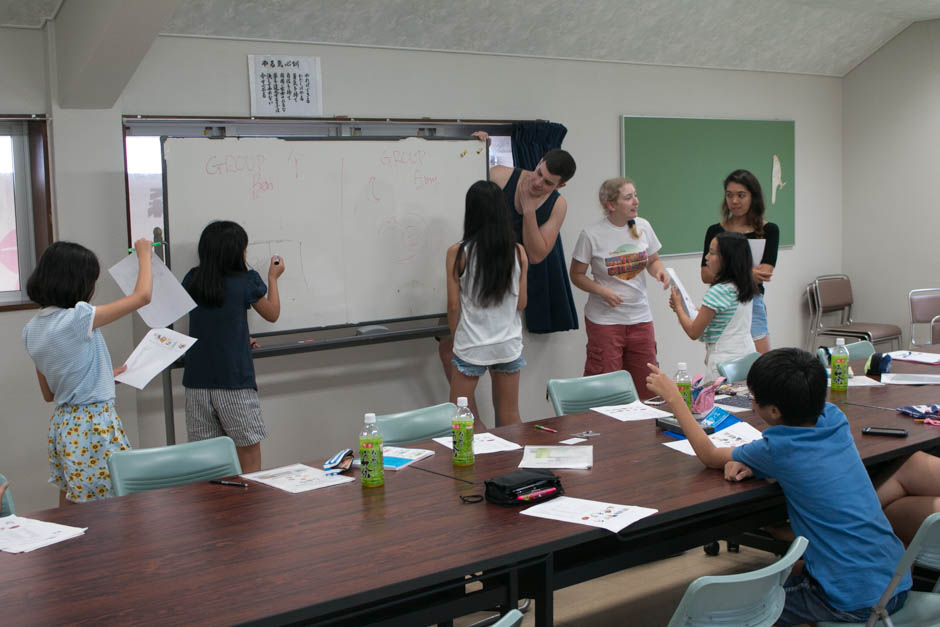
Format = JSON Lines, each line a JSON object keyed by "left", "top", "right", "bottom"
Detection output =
{"left": 360, "top": 439, "right": 384, "bottom": 487}
{"left": 677, "top": 382, "right": 692, "bottom": 409}
{"left": 453, "top": 422, "right": 474, "bottom": 466}
{"left": 831, "top": 356, "right": 849, "bottom": 391}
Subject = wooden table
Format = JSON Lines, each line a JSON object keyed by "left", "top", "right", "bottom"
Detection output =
{"left": 3, "top": 356, "right": 940, "bottom": 626}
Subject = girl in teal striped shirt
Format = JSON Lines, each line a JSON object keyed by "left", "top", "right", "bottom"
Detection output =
{"left": 670, "top": 232, "right": 756, "bottom": 380}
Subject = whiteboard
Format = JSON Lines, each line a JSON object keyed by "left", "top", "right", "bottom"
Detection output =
{"left": 163, "top": 136, "right": 487, "bottom": 333}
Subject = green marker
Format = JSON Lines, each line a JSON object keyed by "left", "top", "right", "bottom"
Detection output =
{"left": 127, "top": 242, "right": 163, "bottom": 253}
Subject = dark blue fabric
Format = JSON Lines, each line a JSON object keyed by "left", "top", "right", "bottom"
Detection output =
{"left": 511, "top": 122, "right": 568, "bottom": 169}
{"left": 507, "top": 122, "right": 577, "bottom": 334}
{"left": 502, "top": 169, "right": 578, "bottom": 334}
{"left": 182, "top": 269, "right": 266, "bottom": 390}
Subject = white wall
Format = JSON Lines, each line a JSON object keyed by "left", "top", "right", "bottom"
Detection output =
{"left": 843, "top": 20, "right": 940, "bottom": 343}
{"left": 1, "top": 30, "right": 846, "bottom": 513}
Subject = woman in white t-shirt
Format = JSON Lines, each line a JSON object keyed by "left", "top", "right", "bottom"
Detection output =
{"left": 569, "top": 177, "right": 669, "bottom": 399}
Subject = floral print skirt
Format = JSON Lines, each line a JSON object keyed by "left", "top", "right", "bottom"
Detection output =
{"left": 48, "top": 401, "right": 130, "bottom": 502}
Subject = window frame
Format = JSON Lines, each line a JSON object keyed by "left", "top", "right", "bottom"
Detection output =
{"left": 0, "top": 116, "right": 51, "bottom": 312}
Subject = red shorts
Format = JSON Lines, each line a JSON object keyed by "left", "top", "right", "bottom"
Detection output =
{"left": 584, "top": 318, "right": 658, "bottom": 400}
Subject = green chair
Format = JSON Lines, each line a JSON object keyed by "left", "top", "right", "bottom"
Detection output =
{"left": 376, "top": 402, "right": 456, "bottom": 446}
{"left": 667, "top": 536, "right": 808, "bottom": 627}
{"left": 546, "top": 370, "right": 637, "bottom": 416}
{"left": 717, "top": 352, "right": 761, "bottom": 383}
{"left": 815, "top": 339, "right": 876, "bottom": 367}
{"left": 490, "top": 609, "right": 523, "bottom": 627}
{"left": 107, "top": 436, "right": 242, "bottom": 497}
{"left": 0, "top": 473, "right": 14, "bottom": 517}
{"left": 819, "top": 512, "right": 940, "bottom": 627}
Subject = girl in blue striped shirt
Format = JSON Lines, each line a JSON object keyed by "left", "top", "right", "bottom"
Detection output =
{"left": 23, "top": 239, "right": 153, "bottom": 505}
{"left": 669, "top": 232, "right": 756, "bottom": 380}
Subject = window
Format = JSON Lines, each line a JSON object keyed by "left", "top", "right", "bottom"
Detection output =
{"left": 0, "top": 119, "right": 49, "bottom": 308}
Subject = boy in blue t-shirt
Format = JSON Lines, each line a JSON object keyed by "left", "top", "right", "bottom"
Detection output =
{"left": 647, "top": 348, "right": 909, "bottom": 626}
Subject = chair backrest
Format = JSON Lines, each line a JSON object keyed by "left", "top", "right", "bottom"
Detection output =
{"left": 898, "top": 512, "right": 940, "bottom": 579}
{"left": 815, "top": 340, "right": 875, "bottom": 367}
{"left": 814, "top": 274, "right": 854, "bottom": 313}
{"left": 376, "top": 402, "right": 456, "bottom": 446}
{"left": 490, "top": 609, "right": 523, "bottom": 627}
{"left": 107, "top": 437, "right": 242, "bottom": 497}
{"left": 913, "top": 512, "right": 940, "bottom": 592}
{"left": 546, "top": 370, "right": 637, "bottom": 416}
{"left": 910, "top": 289, "right": 940, "bottom": 346}
{"left": 667, "top": 536, "right": 808, "bottom": 627}
{"left": 0, "top": 473, "right": 14, "bottom": 517}
{"left": 717, "top": 352, "right": 761, "bottom": 383}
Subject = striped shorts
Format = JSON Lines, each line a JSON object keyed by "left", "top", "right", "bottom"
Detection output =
{"left": 184, "top": 388, "right": 267, "bottom": 447}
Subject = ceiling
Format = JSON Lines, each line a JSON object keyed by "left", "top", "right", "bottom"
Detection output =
{"left": 2, "top": 0, "right": 940, "bottom": 77}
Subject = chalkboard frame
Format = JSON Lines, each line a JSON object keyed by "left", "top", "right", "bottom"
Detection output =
{"left": 621, "top": 116, "right": 795, "bottom": 257}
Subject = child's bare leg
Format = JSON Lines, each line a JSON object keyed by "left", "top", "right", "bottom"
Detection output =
{"left": 885, "top": 496, "right": 940, "bottom": 545}
{"left": 877, "top": 451, "right": 940, "bottom": 507}
{"left": 237, "top": 443, "right": 262, "bottom": 473}
{"left": 491, "top": 370, "right": 521, "bottom": 427}
{"left": 450, "top": 370, "right": 485, "bottom": 432}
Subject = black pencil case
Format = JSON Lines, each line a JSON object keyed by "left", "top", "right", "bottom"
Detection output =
{"left": 484, "top": 469, "right": 563, "bottom": 506}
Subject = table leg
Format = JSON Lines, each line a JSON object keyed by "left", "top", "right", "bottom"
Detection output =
{"left": 534, "top": 554, "right": 553, "bottom": 627}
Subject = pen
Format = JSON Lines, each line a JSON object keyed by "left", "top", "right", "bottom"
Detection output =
{"left": 127, "top": 242, "right": 163, "bottom": 253}
{"left": 209, "top": 479, "right": 248, "bottom": 487}
{"left": 516, "top": 487, "right": 557, "bottom": 501}
{"left": 534, "top": 424, "right": 558, "bottom": 433}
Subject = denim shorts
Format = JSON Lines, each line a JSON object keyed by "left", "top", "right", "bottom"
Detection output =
{"left": 776, "top": 573, "right": 907, "bottom": 626}
{"left": 751, "top": 292, "right": 769, "bottom": 340}
{"left": 452, "top": 354, "right": 526, "bottom": 377}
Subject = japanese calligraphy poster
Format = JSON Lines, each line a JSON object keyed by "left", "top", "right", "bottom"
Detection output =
{"left": 248, "top": 55, "right": 322, "bottom": 117}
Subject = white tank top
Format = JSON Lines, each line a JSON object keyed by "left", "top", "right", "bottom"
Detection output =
{"left": 453, "top": 245, "right": 523, "bottom": 365}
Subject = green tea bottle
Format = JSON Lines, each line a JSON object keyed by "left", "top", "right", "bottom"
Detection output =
{"left": 452, "top": 396, "right": 475, "bottom": 467}
{"left": 676, "top": 362, "right": 692, "bottom": 410}
{"left": 359, "top": 412, "right": 384, "bottom": 488}
{"left": 830, "top": 338, "right": 850, "bottom": 392}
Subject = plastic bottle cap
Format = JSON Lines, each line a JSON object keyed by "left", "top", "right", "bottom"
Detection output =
{"left": 677, "top": 362, "right": 687, "bottom": 370}
{"left": 457, "top": 397, "right": 468, "bottom": 407}
{"left": 364, "top": 412, "right": 376, "bottom": 423}
{"left": 836, "top": 338, "right": 845, "bottom": 346}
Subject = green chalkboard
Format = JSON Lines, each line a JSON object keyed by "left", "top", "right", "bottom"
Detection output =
{"left": 621, "top": 116, "right": 794, "bottom": 256}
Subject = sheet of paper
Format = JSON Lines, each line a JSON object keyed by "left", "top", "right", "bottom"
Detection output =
{"left": 665, "top": 267, "right": 698, "bottom": 318}
{"left": 748, "top": 239, "right": 766, "bottom": 267}
{"left": 887, "top": 351, "right": 940, "bottom": 365}
{"left": 381, "top": 446, "right": 434, "bottom": 470}
{"left": 519, "top": 445, "right": 593, "bottom": 469}
{"left": 114, "top": 328, "right": 196, "bottom": 390}
{"left": 846, "top": 376, "right": 884, "bottom": 387}
{"left": 241, "top": 463, "right": 354, "bottom": 493}
{"left": 592, "top": 400, "right": 673, "bottom": 422}
{"left": 664, "top": 421, "right": 763, "bottom": 456}
{"left": 521, "top": 496, "right": 658, "bottom": 534}
{"left": 881, "top": 373, "right": 940, "bottom": 385}
{"left": 560, "top": 437, "right": 587, "bottom": 445}
{"left": 0, "top": 516, "right": 87, "bottom": 553}
{"left": 108, "top": 253, "right": 196, "bottom": 328}
{"left": 433, "top": 432, "right": 522, "bottom": 454}
{"left": 712, "top": 395, "right": 751, "bottom": 413}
